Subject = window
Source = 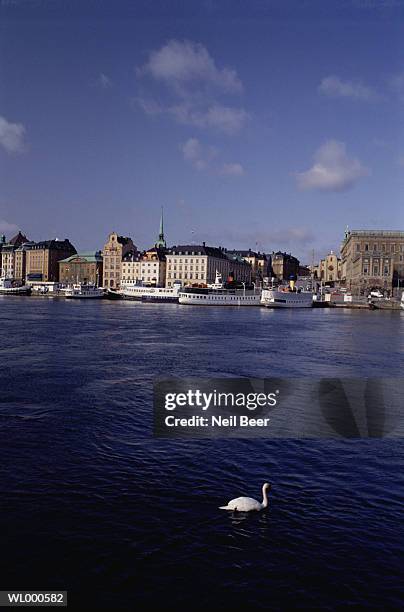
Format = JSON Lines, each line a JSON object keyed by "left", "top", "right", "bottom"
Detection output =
{"left": 365, "top": 244, "right": 369, "bottom": 251}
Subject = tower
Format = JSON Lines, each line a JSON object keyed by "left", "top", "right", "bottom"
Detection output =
{"left": 155, "top": 207, "right": 166, "bottom": 248}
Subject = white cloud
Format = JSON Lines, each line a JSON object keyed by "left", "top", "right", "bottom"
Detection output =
{"left": 390, "top": 72, "right": 404, "bottom": 100}
{"left": 170, "top": 103, "right": 249, "bottom": 134}
{"left": 181, "top": 137, "right": 244, "bottom": 176}
{"left": 97, "top": 72, "right": 113, "bottom": 89}
{"left": 181, "top": 137, "right": 217, "bottom": 171}
{"left": 136, "top": 39, "right": 248, "bottom": 135}
{"left": 0, "top": 219, "right": 18, "bottom": 235}
{"left": 138, "top": 39, "right": 242, "bottom": 94}
{"left": 0, "top": 115, "right": 26, "bottom": 154}
{"left": 296, "top": 140, "right": 369, "bottom": 192}
{"left": 318, "top": 75, "right": 377, "bottom": 101}
{"left": 219, "top": 162, "right": 245, "bottom": 176}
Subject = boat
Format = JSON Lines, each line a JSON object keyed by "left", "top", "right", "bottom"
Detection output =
{"left": 0, "top": 276, "right": 31, "bottom": 295}
{"left": 178, "top": 272, "right": 261, "bottom": 306}
{"left": 64, "top": 283, "right": 104, "bottom": 299}
{"left": 120, "top": 280, "right": 182, "bottom": 302}
{"left": 401, "top": 292, "right": 404, "bottom": 310}
{"left": 261, "top": 278, "right": 313, "bottom": 308}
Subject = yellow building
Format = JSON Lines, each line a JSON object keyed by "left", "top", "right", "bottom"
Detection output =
{"left": 102, "top": 232, "right": 136, "bottom": 289}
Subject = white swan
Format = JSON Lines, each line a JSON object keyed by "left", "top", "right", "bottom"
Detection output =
{"left": 219, "top": 482, "right": 271, "bottom": 512}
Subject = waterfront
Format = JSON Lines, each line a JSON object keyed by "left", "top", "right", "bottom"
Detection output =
{"left": 0, "top": 299, "right": 403, "bottom": 610}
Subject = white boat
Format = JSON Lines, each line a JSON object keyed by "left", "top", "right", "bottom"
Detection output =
{"left": 401, "top": 292, "right": 404, "bottom": 310}
{"left": 121, "top": 281, "right": 182, "bottom": 302}
{"left": 178, "top": 271, "right": 261, "bottom": 306}
{"left": 0, "top": 276, "right": 31, "bottom": 295}
{"left": 64, "top": 283, "right": 104, "bottom": 299}
{"left": 261, "top": 279, "right": 313, "bottom": 308}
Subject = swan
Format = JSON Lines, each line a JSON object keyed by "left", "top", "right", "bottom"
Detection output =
{"left": 219, "top": 482, "right": 271, "bottom": 512}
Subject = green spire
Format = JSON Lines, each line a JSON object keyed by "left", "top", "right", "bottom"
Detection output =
{"left": 155, "top": 206, "right": 166, "bottom": 248}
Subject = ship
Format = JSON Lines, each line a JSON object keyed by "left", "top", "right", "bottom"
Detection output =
{"left": 261, "top": 277, "right": 313, "bottom": 308}
{"left": 178, "top": 272, "right": 261, "bottom": 306}
{"left": 0, "top": 276, "right": 31, "bottom": 295}
{"left": 64, "top": 283, "right": 104, "bottom": 299}
{"left": 120, "top": 280, "right": 182, "bottom": 302}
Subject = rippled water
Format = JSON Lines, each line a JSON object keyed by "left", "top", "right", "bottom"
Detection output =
{"left": 0, "top": 298, "right": 403, "bottom": 610}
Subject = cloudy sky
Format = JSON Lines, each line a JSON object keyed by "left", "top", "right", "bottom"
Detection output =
{"left": 1, "top": 0, "right": 404, "bottom": 263}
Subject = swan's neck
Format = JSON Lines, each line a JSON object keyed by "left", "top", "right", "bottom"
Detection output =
{"left": 261, "top": 486, "right": 269, "bottom": 508}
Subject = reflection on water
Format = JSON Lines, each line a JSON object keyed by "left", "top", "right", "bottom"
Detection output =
{"left": 0, "top": 299, "right": 403, "bottom": 610}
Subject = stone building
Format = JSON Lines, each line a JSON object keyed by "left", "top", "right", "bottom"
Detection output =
{"left": 270, "top": 251, "right": 300, "bottom": 281}
{"left": 26, "top": 239, "right": 76, "bottom": 282}
{"left": 226, "top": 249, "right": 269, "bottom": 282}
{"left": 313, "top": 250, "right": 342, "bottom": 285}
{"left": 121, "top": 247, "right": 167, "bottom": 287}
{"left": 340, "top": 229, "right": 404, "bottom": 295}
{"left": 0, "top": 231, "right": 30, "bottom": 279}
{"left": 165, "top": 243, "right": 251, "bottom": 287}
{"left": 102, "top": 232, "right": 136, "bottom": 289}
{"left": 59, "top": 251, "right": 103, "bottom": 286}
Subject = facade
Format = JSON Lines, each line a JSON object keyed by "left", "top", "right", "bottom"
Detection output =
{"left": 102, "top": 232, "right": 136, "bottom": 289}
{"left": 26, "top": 239, "right": 76, "bottom": 282}
{"left": 270, "top": 251, "right": 300, "bottom": 280}
{"left": 226, "top": 249, "right": 269, "bottom": 282}
{"left": 59, "top": 251, "right": 103, "bottom": 286}
{"left": 121, "top": 247, "right": 167, "bottom": 286}
{"left": 165, "top": 243, "right": 252, "bottom": 287}
{"left": 14, "top": 241, "right": 36, "bottom": 282}
{"left": 313, "top": 251, "right": 342, "bottom": 285}
{"left": 0, "top": 232, "right": 30, "bottom": 279}
{"left": 341, "top": 229, "right": 404, "bottom": 295}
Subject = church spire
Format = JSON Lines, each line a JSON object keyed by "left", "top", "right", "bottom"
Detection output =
{"left": 155, "top": 206, "right": 166, "bottom": 248}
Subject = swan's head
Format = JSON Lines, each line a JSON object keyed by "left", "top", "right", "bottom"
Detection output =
{"left": 263, "top": 482, "right": 271, "bottom": 491}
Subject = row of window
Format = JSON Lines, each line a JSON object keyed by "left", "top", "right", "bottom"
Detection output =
{"left": 168, "top": 265, "right": 204, "bottom": 271}
{"left": 357, "top": 243, "right": 404, "bottom": 253}
{"left": 362, "top": 268, "right": 389, "bottom": 276}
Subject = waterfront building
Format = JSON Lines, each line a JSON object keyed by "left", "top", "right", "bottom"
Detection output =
{"left": 14, "top": 241, "right": 36, "bottom": 282}
{"left": 59, "top": 251, "right": 103, "bottom": 286}
{"left": 1, "top": 231, "right": 30, "bottom": 279}
{"left": 226, "top": 249, "right": 269, "bottom": 282}
{"left": 26, "top": 239, "right": 76, "bottom": 282}
{"left": 121, "top": 247, "right": 167, "bottom": 286}
{"left": 0, "top": 234, "right": 6, "bottom": 272}
{"left": 166, "top": 243, "right": 251, "bottom": 287}
{"left": 313, "top": 251, "right": 342, "bottom": 285}
{"left": 341, "top": 229, "right": 404, "bottom": 295}
{"left": 270, "top": 251, "right": 300, "bottom": 281}
{"left": 102, "top": 232, "right": 136, "bottom": 289}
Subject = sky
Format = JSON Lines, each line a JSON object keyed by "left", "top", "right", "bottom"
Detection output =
{"left": 1, "top": 0, "right": 404, "bottom": 264}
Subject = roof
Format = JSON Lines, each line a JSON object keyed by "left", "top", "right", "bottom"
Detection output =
{"left": 227, "top": 249, "right": 267, "bottom": 260}
{"left": 29, "top": 239, "right": 76, "bottom": 252}
{"left": 168, "top": 244, "right": 228, "bottom": 259}
{"left": 8, "top": 231, "right": 29, "bottom": 246}
{"left": 59, "top": 251, "right": 102, "bottom": 264}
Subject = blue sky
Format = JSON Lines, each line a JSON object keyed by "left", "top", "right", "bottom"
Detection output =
{"left": 1, "top": 0, "right": 404, "bottom": 264}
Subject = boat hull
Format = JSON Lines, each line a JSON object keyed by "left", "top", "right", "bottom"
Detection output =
{"left": 0, "top": 286, "right": 31, "bottom": 295}
{"left": 179, "top": 291, "right": 261, "bottom": 306}
{"left": 261, "top": 289, "right": 313, "bottom": 308}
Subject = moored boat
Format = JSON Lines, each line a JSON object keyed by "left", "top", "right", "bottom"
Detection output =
{"left": 121, "top": 281, "right": 182, "bottom": 302}
{"left": 261, "top": 278, "right": 313, "bottom": 308}
{"left": 64, "top": 283, "right": 104, "bottom": 299}
{"left": 0, "top": 276, "right": 31, "bottom": 295}
{"left": 178, "top": 272, "right": 261, "bottom": 306}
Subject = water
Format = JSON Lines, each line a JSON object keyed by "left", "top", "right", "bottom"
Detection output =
{"left": 0, "top": 298, "right": 403, "bottom": 610}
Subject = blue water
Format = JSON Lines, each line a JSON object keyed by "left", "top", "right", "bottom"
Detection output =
{"left": 0, "top": 298, "right": 403, "bottom": 610}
